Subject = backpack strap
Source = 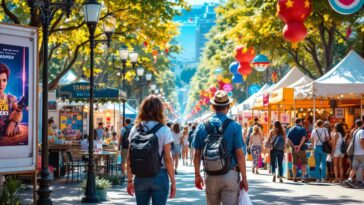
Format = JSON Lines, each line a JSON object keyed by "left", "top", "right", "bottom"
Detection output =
{"left": 221, "top": 118, "right": 233, "bottom": 133}
{"left": 204, "top": 118, "right": 233, "bottom": 134}
{"left": 204, "top": 121, "right": 215, "bottom": 134}
{"left": 149, "top": 123, "right": 164, "bottom": 134}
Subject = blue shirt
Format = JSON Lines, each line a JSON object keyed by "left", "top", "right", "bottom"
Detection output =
{"left": 121, "top": 124, "right": 133, "bottom": 136}
{"left": 95, "top": 128, "right": 104, "bottom": 140}
{"left": 192, "top": 113, "right": 245, "bottom": 168}
{"left": 287, "top": 125, "right": 307, "bottom": 151}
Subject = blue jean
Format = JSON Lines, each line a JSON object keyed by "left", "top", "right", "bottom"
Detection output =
{"left": 134, "top": 169, "right": 169, "bottom": 205}
{"left": 270, "top": 150, "right": 284, "bottom": 177}
{"left": 314, "top": 145, "right": 327, "bottom": 179}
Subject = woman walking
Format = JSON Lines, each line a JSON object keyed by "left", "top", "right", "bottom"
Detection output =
{"left": 171, "top": 123, "right": 183, "bottom": 174}
{"left": 268, "top": 121, "right": 286, "bottom": 183}
{"left": 311, "top": 120, "right": 330, "bottom": 182}
{"left": 126, "top": 95, "right": 176, "bottom": 205}
{"left": 249, "top": 125, "right": 263, "bottom": 174}
{"left": 188, "top": 125, "right": 196, "bottom": 165}
{"left": 332, "top": 123, "right": 345, "bottom": 183}
{"left": 182, "top": 126, "right": 189, "bottom": 165}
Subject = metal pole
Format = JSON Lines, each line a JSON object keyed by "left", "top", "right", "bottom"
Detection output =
{"left": 361, "top": 97, "right": 363, "bottom": 121}
{"left": 82, "top": 23, "right": 99, "bottom": 203}
{"left": 122, "top": 61, "right": 126, "bottom": 127}
{"left": 37, "top": 9, "right": 52, "bottom": 205}
{"left": 313, "top": 95, "right": 316, "bottom": 126}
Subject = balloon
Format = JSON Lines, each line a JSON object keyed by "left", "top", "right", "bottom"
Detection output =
{"left": 209, "top": 85, "right": 217, "bottom": 93}
{"left": 229, "top": 61, "right": 239, "bottom": 74}
{"left": 222, "top": 78, "right": 231, "bottom": 84}
{"left": 214, "top": 68, "right": 222, "bottom": 75}
{"left": 234, "top": 46, "right": 255, "bottom": 63}
{"left": 283, "top": 22, "right": 307, "bottom": 43}
{"left": 223, "top": 83, "right": 233, "bottom": 92}
{"left": 217, "top": 75, "right": 223, "bottom": 81}
{"left": 252, "top": 54, "right": 270, "bottom": 72}
{"left": 228, "top": 92, "right": 233, "bottom": 97}
{"left": 277, "top": 0, "right": 311, "bottom": 23}
{"left": 232, "top": 74, "right": 244, "bottom": 84}
{"left": 238, "top": 62, "right": 253, "bottom": 79}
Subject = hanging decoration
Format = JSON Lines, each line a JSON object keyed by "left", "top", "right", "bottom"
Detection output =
{"left": 248, "top": 84, "right": 262, "bottom": 96}
{"left": 214, "top": 67, "right": 222, "bottom": 76}
{"left": 223, "top": 83, "right": 233, "bottom": 92}
{"left": 271, "top": 71, "right": 278, "bottom": 83}
{"left": 143, "top": 41, "right": 148, "bottom": 47}
{"left": 251, "top": 54, "right": 270, "bottom": 72}
{"left": 229, "top": 61, "right": 239, "bottom": 74}
{"left": 152, "top": 50, "right": 158, "bottom": 63}
{"left": 232, "top": 74, "right": 244, "bottom": 84}
{"left": 277, "top": 0, "right": 312, "bottom": 47}
{"left": 234, "top": 46, "right": 255, "bottom": 80}
{"left": 218, "top": 80, "right": 225, "bottom": 90}
{"left": 222, "top": 77, "right": 231, "bottom": 84}
{"left": 165, "top": 43, "right": 170, "bottom": 55}
{"left": 328, "top": 0, "right": 364, "bottom": 15}
{"left": 209, "top": 85, "right": 217, "bottom": 93}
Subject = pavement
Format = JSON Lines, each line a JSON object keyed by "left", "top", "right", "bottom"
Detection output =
{"left": 19, "top": 161, "right": 364, "bottom": 205}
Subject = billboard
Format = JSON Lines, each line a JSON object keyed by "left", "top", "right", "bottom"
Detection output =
{"left": 0, "top": 23, "right": 38, "bottom": 173}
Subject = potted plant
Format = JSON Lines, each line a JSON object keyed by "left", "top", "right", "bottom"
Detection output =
{"left": 0, "top": 177, "right": 21, "bottom": 205}
{"left": 81, "top": 177, "right": 112, "bottom": 201}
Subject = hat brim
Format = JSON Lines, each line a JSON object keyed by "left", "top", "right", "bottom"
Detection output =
{"left": 210, "top": 98, "right": 233, "bottom": 106}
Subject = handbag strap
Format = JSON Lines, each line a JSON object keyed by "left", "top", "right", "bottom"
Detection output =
{"left": 352, "top": 129, "right": 360, "bottom": 153}
{"left": 316, "top": 129, "right": 325, "bottom": 144}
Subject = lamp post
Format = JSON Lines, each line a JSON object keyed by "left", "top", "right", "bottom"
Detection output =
{"left": 82, "top": 0, "right": 115, "bottom": 202}
{"left": 119, "top": 48, "right": 138, "bottom": 126}
{"left": 136, "top": 67, "right": 152, "bottom": 103}
{"left": 27, "top": 1, "right": 73, "bottom": 204}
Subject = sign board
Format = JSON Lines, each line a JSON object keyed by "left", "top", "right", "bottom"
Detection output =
{"left": 0, "top": 23, "right": 38, "bottom": 173}
{"left": 328, "top": 0, "right": 364, "bottom": 15}
{"left": 335, "top": 108, "right": 345, "bottom": 119}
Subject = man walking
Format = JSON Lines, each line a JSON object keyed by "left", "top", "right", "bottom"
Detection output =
{"left": 118, "top": 119, "right": 132, "bottom": 177}
{"left": 344, "top": 120, "right": 364, "bottom": 187}
{"left": 193, "top": 90, "right": 248, "bottom": 205}
{"left": 287, "top": 118, "right": 308, "bottom": 183}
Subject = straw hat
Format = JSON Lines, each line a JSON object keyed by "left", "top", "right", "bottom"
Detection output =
{"left": 210, "top": 90, "right": 233, "bottom": 106}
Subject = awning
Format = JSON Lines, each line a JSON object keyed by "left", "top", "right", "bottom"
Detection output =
{"left": 56, "top": 82, "right": 127, "bottom": 102}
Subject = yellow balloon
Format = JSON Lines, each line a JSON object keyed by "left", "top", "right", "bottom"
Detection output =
{"left": 222, "top": 78, "right": 231, "bottom": 83}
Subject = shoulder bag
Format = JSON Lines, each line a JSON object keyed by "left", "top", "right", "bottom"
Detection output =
{"left": 316, "top": 129, "right": 332, "bottom": 154}
{"left": 346, "top": 129, "right": 359, "bottom": 157}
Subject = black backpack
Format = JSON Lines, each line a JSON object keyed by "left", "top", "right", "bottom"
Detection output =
{"left": 201, "top": 119, "right": 233, "bottom": 176}
{"left": 121, "top": 126, "right": 131, "bottom": 149}
{"left": 130, "top": 123, "right": 164, "bottom": 177}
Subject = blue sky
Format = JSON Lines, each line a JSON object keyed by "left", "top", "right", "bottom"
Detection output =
{"left": 186, "top": 0, "right": 221, "bottom": 5}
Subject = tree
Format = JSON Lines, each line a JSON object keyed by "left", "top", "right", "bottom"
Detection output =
{"left": 0, "top": 0, "right": 189, "bottom": 95}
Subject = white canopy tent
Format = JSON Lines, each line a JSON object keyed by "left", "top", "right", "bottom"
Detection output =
{"left": 237, "top": 84, "right": 270, "bottom": 111}
{"left": 297, "top": 50, "right": 364, "bottom": 99}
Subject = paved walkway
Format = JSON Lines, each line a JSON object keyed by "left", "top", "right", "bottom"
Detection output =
{"left": 20, "top": 161, "right": 364, "bottom": 204}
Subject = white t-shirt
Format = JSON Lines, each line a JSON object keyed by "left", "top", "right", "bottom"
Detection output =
{"left": 311, "top": 127, "right": 330, "bottom": 147}
{"left": 172, "top": 132, "right": 183, "bottom": 145}
{"left": 354, "top": 129, "right": 364, "bottom": 155}
{"left": 129, "top": 121, "right": 174, "bottom": 166}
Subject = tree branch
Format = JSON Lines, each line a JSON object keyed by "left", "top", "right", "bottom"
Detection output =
{"left": 49, "top": 13, "right": 64, "bottom": 34}
{"left": 48, "top": 43, "right": 61, "bottom": 61}
{"left": 1, "top": 0, "right": 20, "bottom": 24}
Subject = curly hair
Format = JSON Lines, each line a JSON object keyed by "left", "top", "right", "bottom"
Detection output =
{"left": 134, "top": 95, "right": 165, "bottom": 125}
{"left": 0, "top": 63, "right": 10, "bottom": 80}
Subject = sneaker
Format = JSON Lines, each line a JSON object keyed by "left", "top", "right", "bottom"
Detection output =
{"left": 343, "top": 179, "right": 355, "bottom": 188}
{"left": 293, "top": 178, "right": 298, "bottom": 182}
{"left": 279, "top": 177, "right": 283, "bottom": 183}
{"left": 320, "top": 179, "right": 328, "bottom": 183}
{"left": 272, "top": 175, "right": 276, "bottom": 182}
{"left": 316, "top": 179, "right": 320, "bottom": 183}
{"left": 302, "top": 178, "right": 308, "bottom": 183}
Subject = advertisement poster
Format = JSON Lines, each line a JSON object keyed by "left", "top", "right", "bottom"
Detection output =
{"left": 335, "top": 108, "right": 344, "bottom": 119}
{"left": 0, "top": 24, "right": 38, "bottom": 173}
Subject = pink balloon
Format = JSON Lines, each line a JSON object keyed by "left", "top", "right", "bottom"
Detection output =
{"left": 223, "top": 83, "right": 233, "bottom": 92}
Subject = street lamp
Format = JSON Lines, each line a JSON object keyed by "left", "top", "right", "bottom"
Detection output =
{"left": 118, "top": 48, "right": 138, "bottom": 126}
{"left": 82, "top": 0, "right": 115, "bottom": 202}
{"left": 27, "top": 0, "right": 73, "bottom": 204}
{"left": 136, "top": 68, "right": 152, "bottom": 103}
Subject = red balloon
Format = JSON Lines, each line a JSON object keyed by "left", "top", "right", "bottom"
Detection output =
{"left": 234, "top": 46, "right": 255, "bottom": 63}
{"left": 209, "top": 85, "right": 217, "bottom": 93}
{"left": 278, "top": 0, "right": 311, "bottom": 23}
{"left": 283, "top": 22, "right": 307, "bottom": 43}
{"left": 238, "top": 62, "right": 253, "bottom": 76}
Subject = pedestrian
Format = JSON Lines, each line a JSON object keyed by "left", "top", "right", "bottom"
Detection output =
{"left": 171, "top": 123, "right": 183, "bottom": 174}
{"left": 343, "top": 120, "right": 364, "bottom": 187}
{"left": 268, "top": 121, "right": 286, "bottom": 183}
{"left": 95, "top": 122, "right": 104, "bottom": 141}
{"left": 331, "top": 123, "right": 345, "bottom": 183}
{"left": 193, "top": 90, "right": 248, "bottom": 205}
{"left": 249, "top": 125, "right": 263, "bottom": 174}
{"left": 188, "top": 125, "right": 196, "bottom": 165}
{"left": 287, "top": 118, "right": 308, "bottom": 183}
{"left": 182, "top": 126, "right": 189, "bottom": 166}
{"left": 242, "top": 122, "right": 249, "bottom": 144}
{"left": 118, "top": 118, "right": 133, "bottom": 177}
{"left": 311, "top": 120, "right": 330, "bottom": 182}
{"left": 126, "top": 95, "right": 176, "bottom": 205}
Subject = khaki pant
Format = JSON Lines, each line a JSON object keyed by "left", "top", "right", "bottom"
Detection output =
{"left": 205, "top": 170, "right": 240, "bottom": 205}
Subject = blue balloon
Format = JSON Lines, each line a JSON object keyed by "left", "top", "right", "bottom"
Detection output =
{"left": 229, "top": 62, "right": 239, "bottom": 74}
{"left": 228, "top": 92, "right": 233, "bottom": 97}
{"left": 232, "top": 74, "right": 243, "bottom": 84}
{"left": 248, "top": 84, "right": 262, "bottom": 95}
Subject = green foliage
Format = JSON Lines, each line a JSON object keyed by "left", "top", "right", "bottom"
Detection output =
{"left": 100, "top": 175, "right": 122, "bottom": 186}
{"left": 186, "top": 0, "right": 364, "bottom": 116}
{"left": 0, "top": 177, "right": 22, "bottom": 205}
{"left": 81, "top": 177, "right": 112, "bottom": 191}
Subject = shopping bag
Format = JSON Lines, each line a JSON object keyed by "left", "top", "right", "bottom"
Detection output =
{"left": 258, "top": 155, "right": 263, "bottom": 168}
{"left": 239, "top": 189, "right": 253, "bottom": 205}
{"left": 326, "top": 154, "right": 332, "bottom": 163}
{"left": 308, "top": 151, "right": 315, "bottom": 167}
{"left": 247, "top": 154, "right": 253, "bottom": 161}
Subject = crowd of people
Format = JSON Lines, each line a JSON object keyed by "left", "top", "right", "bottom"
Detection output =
{"left": 114, "top": 90, "right": 364, "bottom": 205}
